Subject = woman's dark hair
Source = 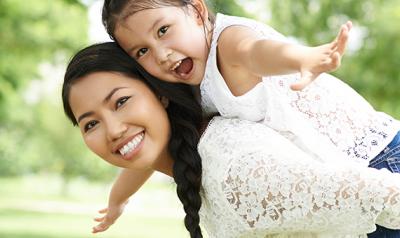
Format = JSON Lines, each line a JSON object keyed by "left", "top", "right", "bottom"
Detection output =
{"left": 62, "top": 42, "right": 204, "bottom": 237}
{"left": 102, "top": 0, "right": 215, "bottom": 41}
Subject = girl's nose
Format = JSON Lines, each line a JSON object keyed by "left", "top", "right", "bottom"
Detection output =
{"left": 155, "top": 48, "right": 172, "bottom": 65}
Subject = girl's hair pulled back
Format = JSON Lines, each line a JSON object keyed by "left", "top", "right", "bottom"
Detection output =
{"left": 102, "top": 0, "right": 214, "bottom": 41}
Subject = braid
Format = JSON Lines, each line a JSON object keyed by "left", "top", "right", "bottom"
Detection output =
{"left": 162, "top": 83, "right": 204, "bottom": 238}
{"left": 63, "top": 42, "right": 205, "bottom": 237}
{"left": 136, "top": 61, "right": 204, "bottom": 237}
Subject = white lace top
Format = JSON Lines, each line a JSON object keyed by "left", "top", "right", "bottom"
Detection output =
{"left": 200, "top": 13, "right": 400, "bottom": 165}
{"left": 198, "top": 117, "right": 400, "bottom": 238}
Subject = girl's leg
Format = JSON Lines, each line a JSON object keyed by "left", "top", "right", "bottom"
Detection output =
{"left": 368, "top": 131, "right": 400, "bottom": 238}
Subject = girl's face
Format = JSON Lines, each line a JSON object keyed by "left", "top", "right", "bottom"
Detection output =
{"left": 114, "top": 1, "right": 210, "bottom": 86}
{"left": 69, "top": 72, "right": 170, "bottom": 171}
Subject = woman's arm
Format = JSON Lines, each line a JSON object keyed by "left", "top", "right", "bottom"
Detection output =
{"left": 92, "top": 168, "right": 154, "bottom": 233}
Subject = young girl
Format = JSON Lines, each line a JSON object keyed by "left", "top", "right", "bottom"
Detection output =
{"left": 102, "top": 0, "right": 399, "bottom": 163}
{"left": 64, "top": 42, "right": 400, "bottom": 238}
{"left": 101, "top": 0, "right": 400, "bottom": 237}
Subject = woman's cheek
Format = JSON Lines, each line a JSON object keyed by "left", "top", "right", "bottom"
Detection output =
{"left": 84, "top": 131, "right": 105, "bottom": 157}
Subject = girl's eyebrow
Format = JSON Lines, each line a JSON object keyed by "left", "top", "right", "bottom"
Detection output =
{"left": 77, "top": 87, "right": 127, "bottom": 123}
{"left": 148, "top": 17, "right": 163, "bottom": 34}
{"left": 127, "top": 17, "right": 164, "bottom": 53}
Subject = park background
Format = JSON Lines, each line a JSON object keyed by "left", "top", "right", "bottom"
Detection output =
{"left": 0, "top": 0, "right": 399, "bottom": 237}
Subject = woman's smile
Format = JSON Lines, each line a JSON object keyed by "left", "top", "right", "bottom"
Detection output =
{"left": 115, "top": 131, "right": 145, "bottom": 160}
{"left": 69, "top": 71, "right": 170, "bottom": 171}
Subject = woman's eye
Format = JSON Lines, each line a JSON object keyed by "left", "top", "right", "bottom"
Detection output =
{"left": 158, "top": 26, "right": 169, "bottom": 37}
{"left": 136, "top": 48, "right": 148, "bottom": 58}
{"left": 116, "top": 96, "right": 131, "bottom": 109}
{"left": 84, "top": 120, "right": 98, "bottom": 132}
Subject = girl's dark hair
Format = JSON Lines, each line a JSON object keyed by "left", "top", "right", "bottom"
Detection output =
{"left": 62, "top": 42, "right": 204, "bottom": 237}
{"left": 102, "top": 0, "right": 215, "bottom": 41}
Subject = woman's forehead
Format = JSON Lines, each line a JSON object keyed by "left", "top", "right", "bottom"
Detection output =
{"left": 69, "top": 72, "right": 146, "bottom": 111}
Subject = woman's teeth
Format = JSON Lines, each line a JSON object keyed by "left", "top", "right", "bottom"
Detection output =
{"left": 119, "top": 133, "right": 144, "bottom": 156}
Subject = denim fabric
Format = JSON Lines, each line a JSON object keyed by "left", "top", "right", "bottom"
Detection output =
{"left": 368, "top": 131, "right": 400, "bottom": 238}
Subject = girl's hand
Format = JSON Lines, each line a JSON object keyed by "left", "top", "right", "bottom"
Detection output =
{"left": 291, "top": 21, "right": 352, "bottom": 91}
{"left": 92, "top": 200, "right": 128, "bottom": 233}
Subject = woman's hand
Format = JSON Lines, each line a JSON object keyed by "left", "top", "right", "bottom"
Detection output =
{"left": 291, "top": 21, "right": 352, "bottom": 91}
{"left": 92, "top": 200, "right": 128, "bottom": 233}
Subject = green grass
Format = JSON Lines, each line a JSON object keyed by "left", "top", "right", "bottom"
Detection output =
{"left": 0, "top": 175, "right": 188, "bottom": 238}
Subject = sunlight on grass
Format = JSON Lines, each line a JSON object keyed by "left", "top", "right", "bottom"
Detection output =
{"left": 0, "top": 174, "right": 189, "bottom": 238}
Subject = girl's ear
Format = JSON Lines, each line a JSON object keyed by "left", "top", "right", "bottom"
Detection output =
{"left": 160, "top": 96, "right": 169, "bottom": 108}
{"left": 190, "top": 0, "right": 209, "bottom": 26}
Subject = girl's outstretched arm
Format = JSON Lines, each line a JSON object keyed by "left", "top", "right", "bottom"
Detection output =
{"left": 92, "top": 168, "right": 154, "bottom": 233}
{"left": 217, "top": 21, "right": 352, "bottom": 93}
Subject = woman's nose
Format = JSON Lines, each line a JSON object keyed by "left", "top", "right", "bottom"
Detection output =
{"left": 105, "top": 115, "right": 127, "bottom": 142}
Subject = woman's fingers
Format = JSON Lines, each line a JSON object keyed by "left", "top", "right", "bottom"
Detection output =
{"left": 94, "top": 215, "right": 105, "bottom": 222}
{"left": 92, "top": 216, "right": 114, "bottom": 233}
{"left": 92, "top": 222, "right": 110, "bottom": 233}
{"left": 98, "top": 207, "right": 108, "bottom": 213}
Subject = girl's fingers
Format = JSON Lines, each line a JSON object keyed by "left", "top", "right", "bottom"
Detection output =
{"left": 330, "top": 40, "right": 338, "bottom": 50}
{"left": 336, "top": 21, "right": 352, "bottom": 55}
{"left": 330, "top": 52, "right": 341, "bottom": 69}
{"left": 346, "top": 20, "right": 353, "bottom": 31}
{"left": 291, "top": 72, "right": 316, "bottom": 91}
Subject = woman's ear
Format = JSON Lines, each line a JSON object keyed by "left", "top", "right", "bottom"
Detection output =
{"left": 160, "top": 96, "right": 169, "bottom": 108}
{"left": 190, "top": 0, "right": 209, "bottom": 26}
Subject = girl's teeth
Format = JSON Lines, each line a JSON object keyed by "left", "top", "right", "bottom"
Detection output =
{"left": 171, "top": 60, "right": 182, "bottom": 71}
{"left": 119, "top": 133, "right": 144, "bottom": 156}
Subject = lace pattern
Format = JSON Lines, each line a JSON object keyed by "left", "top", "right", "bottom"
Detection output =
{"left": 199, "top": 117, "right": 400, "bottom": 238}
{"left": 200, "top": 13, "right": 400, "bottom": 164}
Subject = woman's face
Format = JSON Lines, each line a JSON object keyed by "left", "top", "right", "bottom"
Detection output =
{"left": 69, "top": 71, "right": 170, "bottom": 171}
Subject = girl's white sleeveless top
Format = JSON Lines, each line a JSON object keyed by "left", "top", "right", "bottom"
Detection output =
{"left": 200, "top": 13, "right": 400, "bottom": 165}
{"left": 198, "top": 117, "right": 400, "bottom": 238}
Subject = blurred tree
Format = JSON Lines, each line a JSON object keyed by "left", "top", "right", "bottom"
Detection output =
{"left": 0, "top": 0, "right": 110, "bottom": 182}
{"left": 208, "top": 0, "right": 252, "bottom": 17}
{"left": 0, "top": 0, "right": 250, "bottom": 183}
{"left": 0, "top": 0, "right": 88, "bottom": 122}
{"left": 268, "top": 0, "right": 400, "bottom": 117}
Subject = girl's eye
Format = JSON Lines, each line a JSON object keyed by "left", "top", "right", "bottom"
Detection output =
{"left": 136, "top": 48, "right": 148, "bottom": 58}
{"left": 158, "top": 26, "right": 169, "bottom": 37}
{"left": 84, "top": 120, "right": 98, "bottom": 132}
{"left": 115, "top": 96, "right": 131, "bottom": 109}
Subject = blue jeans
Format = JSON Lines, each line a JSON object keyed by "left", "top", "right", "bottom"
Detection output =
{"left": 368, "top": 130, "right": 400, "bottom": 238}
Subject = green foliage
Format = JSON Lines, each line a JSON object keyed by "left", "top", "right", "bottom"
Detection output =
{"left": 208, "top": 0, "right": 252, "bottom": 17}
{"left": 2, "top": 0, "right": 398, "bottom": 183}
{"left": 0, "top": 0, "right": 87, "bottom": 118}
{"left": 0, "top": 87, "right": 117, "bottom": 181}
{"left": 0, "top": 0, "right": 250, "bottom": 181}
{"left": 0, "top": 0, "right": 117, "bottom": 181}
{"left": 268, "top": 0, "right": 400, "bottom": 118}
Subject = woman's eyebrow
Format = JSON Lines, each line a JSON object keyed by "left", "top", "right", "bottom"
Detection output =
{"left": 103, "top": 87, "right": 127, "bottom": 103}
{"left": 78, "top": 111, "right": 94, "bottom": 123}
{"left": 77, "top": 87, "right": 127, "bottom": 123}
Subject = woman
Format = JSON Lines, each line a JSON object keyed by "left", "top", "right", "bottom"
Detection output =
{"left": 62, "top": 42, "right": 400, "bottom": 238}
